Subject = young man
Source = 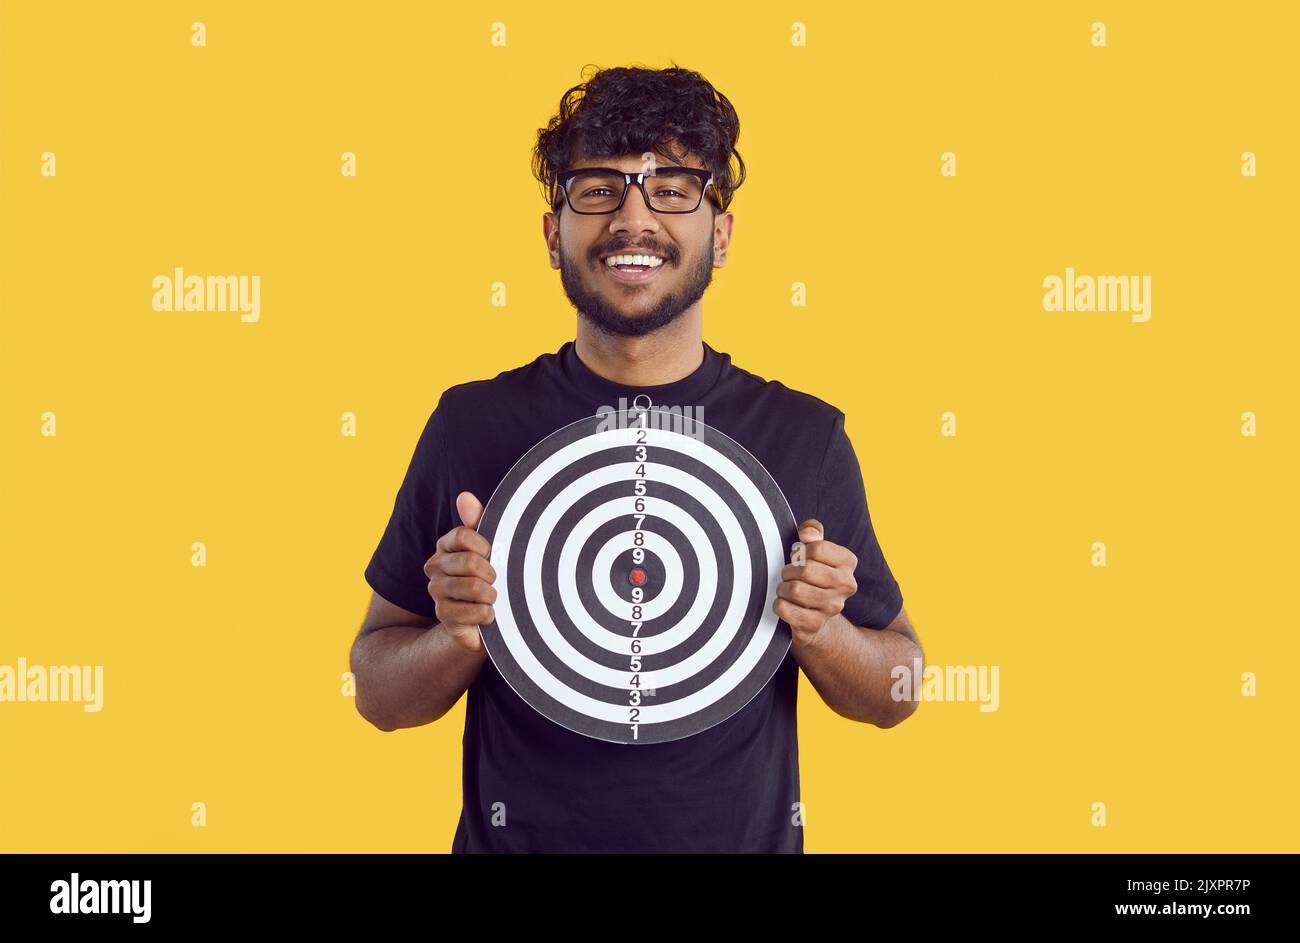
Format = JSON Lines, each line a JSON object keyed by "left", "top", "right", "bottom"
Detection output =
{"left": 352, "top": 65, "right": 922, "bottom": 853}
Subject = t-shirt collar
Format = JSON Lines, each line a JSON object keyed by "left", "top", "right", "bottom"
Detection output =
{"left": 557, "top": 339, "right": 726, "bottom": 409}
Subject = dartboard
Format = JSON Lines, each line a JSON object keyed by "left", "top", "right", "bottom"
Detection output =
{"left": 476, "top": 406, "right": 798, "bottom": 745}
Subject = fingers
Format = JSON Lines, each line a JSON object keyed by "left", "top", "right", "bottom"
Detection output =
{"left": 435, "top": 523, "right": 491, "bottom": 558}
{"left": 436, "top": 599, "right": 495, "bottom": 628}
{"left": 426, "top": 496, "right": 496, "bottom": 628}
{"left": 776, "top": 577, "right": 848, "bottom": 617}
{"left": 801, "top": 536, "right": 857, "bottom": 570}
{"left": 773, "top": 597, "right": 825, "bottom": 635}
{"left": 436, "top": 575, "right": 497, "bottom": 605}
{"left": 427, "top": 559, "right": 497, "bottom": 628}
{"left": 780, "top": 559, "right": 854, "bottom": 592}
{"left": 778, "top": 527, "right": 857, "bottom": 634}
{"left": 437, "top": 550, "right": 496, "bottom": 582}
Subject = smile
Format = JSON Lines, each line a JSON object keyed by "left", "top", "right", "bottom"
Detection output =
{"left": 603, "top": 253, "right": 666, "bottom": 283}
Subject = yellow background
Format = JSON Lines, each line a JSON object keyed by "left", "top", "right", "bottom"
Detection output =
{"left": 2, "top": 1, "right": 1296, "bottom": 852}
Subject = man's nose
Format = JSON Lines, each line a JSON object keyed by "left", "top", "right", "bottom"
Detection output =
{"left": 610, "top": 179, "right": 660, "bottom": 233}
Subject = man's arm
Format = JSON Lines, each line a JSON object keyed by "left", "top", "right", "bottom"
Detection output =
{"left": 789, "top": 604, "right": 923, "bottom": 728}
{"left": 349, "top": 590, "right": 488, "bottom": 732}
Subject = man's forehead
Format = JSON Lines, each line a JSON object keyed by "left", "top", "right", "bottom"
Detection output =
{"left": 568, "top": 150, "right": 706, "bottom": 171}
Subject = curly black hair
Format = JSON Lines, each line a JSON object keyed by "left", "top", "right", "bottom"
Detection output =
{"left": 532, "top": 63, "right": 746, "bottom": 216}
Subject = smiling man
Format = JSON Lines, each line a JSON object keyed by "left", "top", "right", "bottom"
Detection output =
{"left": 352, "top": 64, "right": 923, "bottom": 853}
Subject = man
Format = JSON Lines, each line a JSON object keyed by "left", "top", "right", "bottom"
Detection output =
{"left": 352, "top": 65, "right": 923, "bottom": 853}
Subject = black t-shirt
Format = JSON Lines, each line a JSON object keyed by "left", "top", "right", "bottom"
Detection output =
{"left": 364, "top": 340, "right": 903, "bottom": 852}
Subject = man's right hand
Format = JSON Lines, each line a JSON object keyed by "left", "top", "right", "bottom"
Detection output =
{"left": 424, "top": 491, "right": 496, "bottom": 653}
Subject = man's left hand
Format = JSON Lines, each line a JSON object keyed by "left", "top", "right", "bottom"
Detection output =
{"left": 773, "top": 519, "right": 858, "bottom": 646}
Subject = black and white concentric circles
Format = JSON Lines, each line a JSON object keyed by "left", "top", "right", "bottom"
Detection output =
{"left": 476, "top": 409, "right": 797, "bottom": 744}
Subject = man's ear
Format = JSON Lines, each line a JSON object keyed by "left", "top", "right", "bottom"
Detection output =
{"left": 543, "top": 211, "right": 561, "bottom": 269}
{"left": 713, "top": 210, "right": 733, "bottom": 267}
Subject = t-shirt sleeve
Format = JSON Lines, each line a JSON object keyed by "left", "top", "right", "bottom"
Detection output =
{"left": 363, "top": 406, "right": 455, "bottom": 621}
{"left": 815, "top": 412, "right": 904, "bottom": 630}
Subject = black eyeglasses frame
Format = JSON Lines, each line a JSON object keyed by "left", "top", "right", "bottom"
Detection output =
{"left": 553, "top": 166, "right": 720, "bottom": 215}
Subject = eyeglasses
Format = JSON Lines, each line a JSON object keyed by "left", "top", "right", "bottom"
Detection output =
{"left": 554, "top": 167, "right": 717, "bottom": 215}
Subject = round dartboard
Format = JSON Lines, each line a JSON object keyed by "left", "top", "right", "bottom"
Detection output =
{"left": 476, "top": 406, "right": 798, "bottom": 745}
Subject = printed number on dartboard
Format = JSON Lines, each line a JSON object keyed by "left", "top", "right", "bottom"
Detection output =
{"left": 629, "top": 412, "right": 650, "bottom": 739}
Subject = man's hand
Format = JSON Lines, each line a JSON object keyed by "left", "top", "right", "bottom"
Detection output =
{"left": 774, "top": 518, "right": 858, "bottom": 646}
{"left": 423, "top": 491, "right": 496, "bottom": 653}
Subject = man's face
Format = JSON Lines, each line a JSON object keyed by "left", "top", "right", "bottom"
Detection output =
{"left": 544, "top": 151, "right": 732, "bottom": 337}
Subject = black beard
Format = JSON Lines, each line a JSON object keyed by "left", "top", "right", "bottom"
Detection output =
{"left": 560, "top": 239, "right": 714, "bottom": 338}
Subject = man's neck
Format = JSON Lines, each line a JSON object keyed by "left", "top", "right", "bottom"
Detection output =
{"left": 574, "top": 309, "right": 704, "bottom": 386}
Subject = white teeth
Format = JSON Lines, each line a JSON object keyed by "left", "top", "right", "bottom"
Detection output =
{"left": 604, "top": 254, "right": 664, "bottom": 268}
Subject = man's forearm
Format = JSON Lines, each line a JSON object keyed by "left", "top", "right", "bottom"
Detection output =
{"left": 790, "top": 613, "right": 922, "bottom": 727}
{"left": 350, "top": 624, "right": 487, "bottom": 731}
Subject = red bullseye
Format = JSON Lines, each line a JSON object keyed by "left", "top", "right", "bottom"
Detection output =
{"left": 629, "top": 567, "right": 648, "bottom": 586}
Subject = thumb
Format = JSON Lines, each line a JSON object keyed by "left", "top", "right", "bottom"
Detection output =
{"left": 456, "top": 491, "right": 485, "bottom": 531}
{"left": 798, "top": 519, "right": 824, "bottom": 543}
